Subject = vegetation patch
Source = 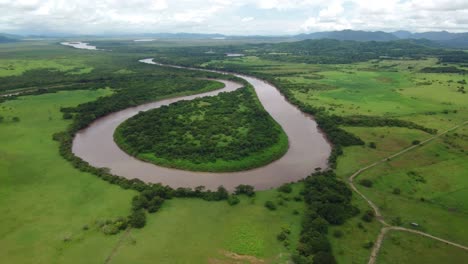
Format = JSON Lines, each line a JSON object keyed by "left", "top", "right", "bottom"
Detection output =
{"left": 115, "top": 87, "right": 288, "bottom": 172}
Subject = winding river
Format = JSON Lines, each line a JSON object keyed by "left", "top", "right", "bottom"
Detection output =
{"left": 72, "top": 58, "right": 331, "bottom": 190}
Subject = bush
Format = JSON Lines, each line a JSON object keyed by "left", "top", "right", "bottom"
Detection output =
{"left": 101, "top": 224, "right": 120, "bottom": 235}
{"left": 265, "top": 200, "right": 277, "bottom": 210}
{"left": 277, "top": 232, "right": 288, "bottom": 241}
{"left": 412, "top": 140, "right": 421, "bottom": 145}
{"left": 63, "top": 112, "right": 73, "bottom": 119}
{"left": 235, "top": 184, "right": 255, "bottom": 197}
{"left": 368, "top": 142, "right": 376, "bottom": 149}
{"left": 361, "top": 210, "right": 375, "bottom": 223}
{"left": 12, "top": 116, "right": 20, "bottom": 122}
{"left": 392, "top": 216, "right": 403, "bottom": 226}
{"left": 332, "top": 230, "right": 343, "bottom": 238}
{"left": 278, "top": 183, "right": 293, "bottom": 193}
{"left": 129, "top": 209, "right": 146, "bottom": 228}
{"left": 359, "top": 179, "right": 373, "bottom": 188}
{"left": 227, "top": 195, "right": 240, "bottom": 206}
{"left": 313, "top": 251, "right": 337, "bottom": 264}
{"left": 363, "top": 241, "right": 374, "bottom": 249}
{"left": 392, "top": 188, "right": 401, "bottom": 195}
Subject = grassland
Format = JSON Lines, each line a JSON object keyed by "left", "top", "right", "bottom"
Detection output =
{"left": 108, "top": 185, "right": 304, "bottom": 264}
{"left": 0, "top": 89, "right": 136, "bottom": 263}
{"left": 0, "top": 85, "right": 304, "bottom": 263}
{"left": 377, "top": 231, "right": 468, "bottom": 264}
{"left": 200, "top": 55, "right": 468, "bottom": 263}
{"left": 0, "top": 43, "right": 302, "bottom": 263}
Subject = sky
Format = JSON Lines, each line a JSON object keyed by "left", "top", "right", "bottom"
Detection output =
{"left": 1, "top": 0, "right": 468, "bottom": 35}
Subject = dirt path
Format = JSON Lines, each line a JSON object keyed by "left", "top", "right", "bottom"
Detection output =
{"left": 104, "top": 228, "right": 132, "bottom": 264}
{"left": 347, "top": 121, "right": 468, "bottom": 264}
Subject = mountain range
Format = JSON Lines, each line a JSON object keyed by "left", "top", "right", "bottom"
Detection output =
{"left": 2, "top": 30, "right": 468, "bottom": 48}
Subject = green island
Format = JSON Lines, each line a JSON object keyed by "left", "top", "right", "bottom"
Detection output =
{"left": 115, "top": 87, "right": 288, "bottom": 172}
{"left": 1, "top": 34, "right": 467, "bottom": 264}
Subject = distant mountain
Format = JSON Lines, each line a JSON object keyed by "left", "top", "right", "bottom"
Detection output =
{"left": 436, "top": 34, "right": 468, "bottom": 48}
{"left": 296, "top": 30, "right": 399, "bottom": 42}
{"left": 129, "top": 33, "right": 226, "bottom": 39}
{"left": 0, "top": 35, "right": 18, "bottom": 43}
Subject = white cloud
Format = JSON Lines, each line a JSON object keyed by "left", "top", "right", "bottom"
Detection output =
{"left": 1, "top": 0, "right": 468, "bottom": 34}
{"left": 241, "top": 16, "right": 254, "bottom": 22}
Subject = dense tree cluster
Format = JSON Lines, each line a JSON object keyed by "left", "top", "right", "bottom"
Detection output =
{"left": 293, "top": 170, "right": 358, "bottom": 264}
{"left": 115, "top": 87, "right": 283, "bottom": 166}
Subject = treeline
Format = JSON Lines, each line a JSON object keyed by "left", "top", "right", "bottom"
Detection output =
{"left": 138, "top": 39, "right": 468, "bottom": 66}
{"left": 293, "top": 170, "right": 358, "bottom": 264}
{"left": 54, "top": 130, "right": 254, "bottom": 232}
{"left": 115, "top": 87, "right": 284, "bottom": 166}
{"left": 336, "top": 115, "right": 438, "bottom": 134}
{"left": 420, "top": 66, "right": 466, "bottom": 74}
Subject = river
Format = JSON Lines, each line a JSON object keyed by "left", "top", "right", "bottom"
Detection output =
{"left": 72, "top": 58, "right": 331, "bottom": 190}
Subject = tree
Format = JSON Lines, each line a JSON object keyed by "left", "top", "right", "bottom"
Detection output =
{"left": 359, "top": 179, "right": 373, "bottom": 188}
{"left": 63, "top": 112, "right": 73, "bottom": 119}
{"left": 235, "top": 184, "right": 255, "bottom": 197}
{"left": 216, "top": 185, "right": 229, "bottom": 200}
{"left": 227, "top": 195, "right": 240, "bottom": 206}
{"left": 129, "top": 209, "right": 146, "bottom": 228}
{"left": 361, "top": 210, "right": 375, "bottom": 222}
{"left": 278, "top": 183, "right": 293, "bottom": 193}
{"left": 264, "top": 201, "right": 277, "bottom": 210}
{"left": 313, "top": 251, "right": 337, "bottom": 264}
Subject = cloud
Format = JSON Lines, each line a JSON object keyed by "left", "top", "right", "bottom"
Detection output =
{"left": 0, "top": 0, "right": 468, "bottom": 34}
{"left": 241, "top": 16, "right": 254, "bottom": 22}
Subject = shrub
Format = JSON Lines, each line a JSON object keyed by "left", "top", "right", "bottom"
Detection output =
{"left": 363, "top": 241, "right": 374, "bottom": 249}
{"left": 63, "top": 112, "right": 73, "bottom": 119}
{"left": 392, "top": 188, "right": 401, "bottom": 195}
{"left": 265, "top": 201, "right": 277, "bottom": 210}
{"left": 361, "top": 210, "right": 375, "bottom": 223}
{"left": 412, "top": 140, "right": 421, "bottom": 145}
{"left": 368, "top": 142, "right": 376, "bottom": 149}
{"left": 277, "top": 232, "right": 288, "bottom": 241}
{"left": 234, "top": 184, "right": 255, "bottom": 197}
{"left": 101, "top": 224, "right": 119, "bottom": 235}
{"left": 227, "top": 195, "right": 240, "bottom": 206}
{"left": 359, "top": 179, "right": 373, "bottom": 188}
{"left": 12, "top": 116, "right": 20, "bottom": 122}
{"left": 129, "top": 209, "right": 146, "bottom": 228}
{"left": 392, "top": 216, "right": 403, "bottom": 226}
{"left": 333, "top": 230, "right": 343, "bottom": 238}
{"left": 313, "top": 251, "right": 337, "bottom": 264}
{"left": 278, "top": 183, "right": 293, "bottom": 193}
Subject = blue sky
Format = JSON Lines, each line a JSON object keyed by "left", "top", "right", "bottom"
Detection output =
{"left": 1, "top": 0, "right": 468, "bottom": 35}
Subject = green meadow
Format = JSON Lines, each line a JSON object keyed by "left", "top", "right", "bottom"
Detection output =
{"left": 0, "top": 87, "right": 303, "bottom": 263}
{"left": 202, "top": 55, "right": 468, "bottom": 263}
{"left": 377, "top": 231, "right": 468, "bottom": 264}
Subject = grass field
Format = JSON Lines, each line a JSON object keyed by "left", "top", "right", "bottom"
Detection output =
{"left": 0, "top": 89, "right": 137, "bottom": 263}
{"left": 377, "top": 231, "right": 468, "bottom": 264}
{"left": 201, "top": 55, "right": 468, "bottom": 263}
{"left": 0, "top": 86, "right": 301, "bottom": 264}
{"left": 109, "top": 186, "right": 304, "bottom": 264}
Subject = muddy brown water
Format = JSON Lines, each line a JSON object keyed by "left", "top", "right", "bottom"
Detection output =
{"left": 72, "top": 58, "right": 331, "bottom": 190}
